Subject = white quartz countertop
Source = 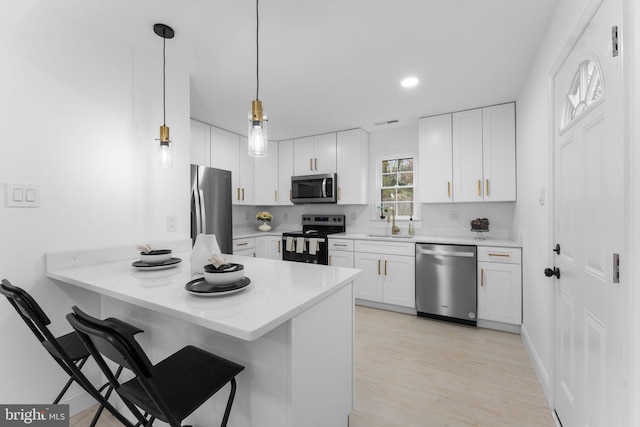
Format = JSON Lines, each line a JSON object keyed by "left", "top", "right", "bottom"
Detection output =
{"left": 47, "top": 252, "right": 361, "bottom": 342}
{"left": 328, "top": 233, "right": 522, "bottom": 248}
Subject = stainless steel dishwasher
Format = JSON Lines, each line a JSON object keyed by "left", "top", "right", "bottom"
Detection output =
{"left": 415, "top": 243, "right": 477, "bottom": 326}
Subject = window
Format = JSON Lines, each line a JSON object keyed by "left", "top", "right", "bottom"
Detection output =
{"left": 379, "top": 156, "right": 414, "bottom": 218}
{"left": 561, "top": 57, "right": 604, "bottom": 131}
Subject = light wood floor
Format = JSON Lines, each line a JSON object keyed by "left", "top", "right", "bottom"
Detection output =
{"left": 71, "top": 306, "right": 554, "bottom": 427}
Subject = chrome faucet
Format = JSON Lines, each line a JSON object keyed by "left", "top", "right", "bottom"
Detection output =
{"left": 387, "top": 207, "right": 400, "bottom": 235}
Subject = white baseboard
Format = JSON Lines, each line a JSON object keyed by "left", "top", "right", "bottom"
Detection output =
{"left": 60, "top": 388, "right": 95, "bottom": 417}
{"left": 521, "top": 324, "right": 553, "bottom": 407}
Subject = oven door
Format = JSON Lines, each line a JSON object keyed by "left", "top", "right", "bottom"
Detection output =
{"left": 282, "top": 236, "right": 328, "bottom": 264}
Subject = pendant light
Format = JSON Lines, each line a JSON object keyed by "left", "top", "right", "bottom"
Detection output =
{"left": 154, "top": 23, "right": 174, "bottom": 168}
{"left": 248, "top": 0, "right": 268, "bottom": 157}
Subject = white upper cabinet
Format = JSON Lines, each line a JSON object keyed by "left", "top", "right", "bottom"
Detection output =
{"left": 254, "top": 141, "right": 279, "bottom": 206}
{"left": 293, "top": 133, "right": 337, "bottom": 175}
{"left": 237, "top": 136, "right": 254, "bottom": 205}
{"left": 278, "top": 140, "right": 294, "bottom": 205}
{"left": 452, "top": 103, "right": 516, "bottom": 202}
{"left": 336, "top": 129, "right": 369, "bottom": 205}
{"left": 418, "top": 114, "right": 453, "bottom": 203}
{"left": 452, "top": 109, "right": 484, "bottom": 202}
{"left": 190, "top": 119, "right": 211, "bottom": 166}
{"left": 210, "top": 126, "right": 239, "bottom": 173}
{"left": 482, "top": 103, "right": 516, "bottom": 202}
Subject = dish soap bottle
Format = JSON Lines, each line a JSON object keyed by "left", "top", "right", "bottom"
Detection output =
{"left": 408, "top": 217, "right": 414, "bottom": 236}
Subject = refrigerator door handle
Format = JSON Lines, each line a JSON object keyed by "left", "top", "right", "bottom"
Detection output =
{"left": 192, "top": 182, "right": 204, "bottom": 235}
{"left": 198, "top": 189, "right": 206, "bottom": 234}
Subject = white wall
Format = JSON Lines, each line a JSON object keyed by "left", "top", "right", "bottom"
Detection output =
{"left": 0, "top": 7, "right": 190, "bottom": 410}
{"left": 513, "top": 0, "right": 588, "bottom": 403}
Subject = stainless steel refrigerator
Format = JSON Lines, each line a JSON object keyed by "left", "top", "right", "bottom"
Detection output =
{"left": 190, "top": 165, "right": 233, "bottom": 254}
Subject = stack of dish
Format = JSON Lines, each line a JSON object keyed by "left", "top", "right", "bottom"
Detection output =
{"left": 185, "top": 263, "right": 251, "bottom": 296}
{"left": 132, "top": 249, "right": 182, "bottom": 270}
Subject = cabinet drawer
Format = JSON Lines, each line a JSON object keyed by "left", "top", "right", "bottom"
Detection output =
{"left": 355, "top": 240, "right": 415, "bottom": 257}
{"left": 233, "top": 237, "right": 256, "bottom": 252}
{"left": 328, "top": 239, "right": 354, "bottom": 251}
{"left": 478, "top": 246, "right": 521, "bottom": 264}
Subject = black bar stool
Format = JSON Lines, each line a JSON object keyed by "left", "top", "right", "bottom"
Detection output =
{"left": 67, "top": 305, "right": 245, "bottom": 427}
{"left": 0, "top": 279, "right": 137, "bottom": 427}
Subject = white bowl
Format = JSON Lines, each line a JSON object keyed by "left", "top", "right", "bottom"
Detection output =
{"left": 203, "top": 263, "right": 244, "bottom": 285}
{"left": 140, "top": 249, "right": 172, "bottom": 264}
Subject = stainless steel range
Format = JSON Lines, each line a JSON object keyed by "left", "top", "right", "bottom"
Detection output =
{"left": 282, "top": 214, "right": 346, "bottom": 265}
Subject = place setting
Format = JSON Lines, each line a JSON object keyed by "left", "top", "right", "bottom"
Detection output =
{"left": 185, "top": 254, "right": 251, "bottom": 297}
{"left": 132, "top": 244, "right": 182, "bottom": 271}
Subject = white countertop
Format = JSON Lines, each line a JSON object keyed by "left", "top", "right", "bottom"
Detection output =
{"left": 47, "top": 251, "right": 361, "bottom": 341}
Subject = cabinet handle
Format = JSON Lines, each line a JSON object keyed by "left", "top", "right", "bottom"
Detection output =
{"left": 237, "top": 188, "right": 241, "bottom": 201}
{"left": 338, "top": 187, "right": 341, "bottom": 201}
{"left": 310, "top": 158, "right": 313, "bottom": 171}
{"left": 378, "top": 259, "right": 381, "bottom": 275}
{"left": 488, "top": 253, "right": 510, "bottom": 257}
{"left": 314, "top": 158, "right": 318, "bottom": 170}
{"left": 477, "top": 180, "right": 481, "bottom": 196}
{"left": 290, "top": 189, "right": 292, "bottom": 201}
{"left": 252, "top": 252, "right": 256, "bottom": 257}
{"left": 278, "top": 241, "right": 281, "bottom": 253}
{"left": 275, "top": 190, "right": 278, "bottom": 203}
{"left": 384, "top": 260, "right": 388, "bottom": 276}
{"left": 481, "top": 268, "right": 484, "bottom": 286}
{"left": 329, "top": 255, "right": 332, "bottom": 265}
{"left": 237, "top": 242, "right": 249, "bottom": 247}
{"left": 242, "top": 188, "right": 245, "bottom": 201}
{"left": 334, "top": 243, "right": 347, "bottom": 247}
{"left": 486, "top": 179, "right": 489, "bottom": 197}
{"left": 447, "top": 181, "right": 451, "bottom": 198}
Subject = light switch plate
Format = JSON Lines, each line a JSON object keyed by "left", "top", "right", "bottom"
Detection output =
{"left": 6, "top": 183, "right": 40, "bottom": 207}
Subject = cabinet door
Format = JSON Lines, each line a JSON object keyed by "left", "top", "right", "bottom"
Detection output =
{"left": 237, "top": 136, "right": 254, "bottom": 205}
{"left": 267, "top": 236, "right": 282, "bottom": 260}
{"left": 293, "top": 136, "right": 315, "bottom": 175}
{"left": 329, "top": 250, "right": 354, "bottom": 268}
{"left": 255, "top": 236, "right": 267, "bottom": 258}
{"left": 210, "top": 126, "right": 240, "bottom": 203}
{"left": 354, "top": 252, "right": 384, "bottom": 302}
{"left": 482, "top": 103, "right": 516, "bottom": 201}
{"left": 254, "top": 141, "right": 279, "bottom": 205}
{"left": 234, "top": 248, "right": 256, "bottom": 257}
{"left": 477, "top": 261, "right": 522, "bottom": 324}
{"left": 419, "top": 114, "right": 453, "bottom": 203}
{"left": 278, "top": 140, "right": 294, "bottom": 205}
{"left": 313, "top": 133, "right": 337, "bottom": 174}
{"left": 337, "top": 129, "right": 368, "bottom": 205}
{"left": 383, "top": 255, "right": 415, "bottom": 308}
{"left": 452, "top": 109, "right": 483, "bottom": 202}
{"left": 190, "top": 119, "right": 210, "bottom": 166}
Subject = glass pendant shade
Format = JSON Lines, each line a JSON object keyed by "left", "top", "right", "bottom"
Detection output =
{"left": 158, "top": 125, "right": 172, "bottom": 168}
{"left": 248, "top": 99, "right": 267, "bottom": 157}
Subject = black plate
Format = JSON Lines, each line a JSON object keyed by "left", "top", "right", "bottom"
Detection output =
{"left": 185, "top": 277, "right": 251, "bottom": 295}
{"left": 132, "top": 257, "right": 182, "bottom": 268}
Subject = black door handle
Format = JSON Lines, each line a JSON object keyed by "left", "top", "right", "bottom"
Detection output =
{"left": 544, "top": 267, "right": 560, "bottom": 279}
{"left": 553, "top": 244, "right": 560, "bottom": 255}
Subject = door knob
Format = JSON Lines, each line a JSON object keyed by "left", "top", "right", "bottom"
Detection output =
{"left": 544, "top": 267, "right": 560, "bottom": 279}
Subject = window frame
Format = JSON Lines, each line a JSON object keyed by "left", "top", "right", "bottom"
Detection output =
{"left": 374, "top": 152, "right": 418, "bottom": 221}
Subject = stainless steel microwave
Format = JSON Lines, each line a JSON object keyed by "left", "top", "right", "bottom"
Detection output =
{"left": 291, "top": 173, "right": 337, "bottom": 204}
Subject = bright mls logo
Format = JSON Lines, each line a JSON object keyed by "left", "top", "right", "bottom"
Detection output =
{"left": 0, "top": 405, "right": 68, "bottom": 427}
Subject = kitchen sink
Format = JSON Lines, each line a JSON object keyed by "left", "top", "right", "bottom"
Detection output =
{"left": 367, "top": 234, "right": 413, "bottom": 239}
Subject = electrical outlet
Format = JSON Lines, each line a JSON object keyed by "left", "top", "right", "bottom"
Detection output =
{"left": 448, "top": 210, "right": 458, "bottom": 220}
{"left": 166, "top": 216, "right": 177, "bottom": 232}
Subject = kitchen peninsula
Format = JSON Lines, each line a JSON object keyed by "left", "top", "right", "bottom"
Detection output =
{"left": 46, "top": 240, "right": 360, "bottom": 427}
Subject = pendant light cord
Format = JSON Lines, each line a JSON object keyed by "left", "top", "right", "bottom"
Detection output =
{"left": 256, "top": 0, "right": 259, "bottom": 100}
{"left": 163, "top": 35, "right": 167, "bottom": 126}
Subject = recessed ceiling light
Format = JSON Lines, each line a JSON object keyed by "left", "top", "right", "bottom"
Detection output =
{"left": 401, "top": 77, "right": 419, "bottom": 88}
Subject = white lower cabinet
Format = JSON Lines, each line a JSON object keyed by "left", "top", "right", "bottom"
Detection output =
{"left": 328, "top": 239, "right": 354, "bottom": 268}
{"left": 354, "top": 241, "right": 415, "bottom": 309}
{"left": 477, "top": 246, "right": 522, "bottom": 326}
{"left": 256, "top": 235, "right": 282, "bottom": 260}
{"left": 233, "top": 237, "right": 256, "bottom": 257}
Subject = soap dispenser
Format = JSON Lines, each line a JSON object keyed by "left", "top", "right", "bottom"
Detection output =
{"left": 408, "top": 217, "right": 414, "bottom": 236}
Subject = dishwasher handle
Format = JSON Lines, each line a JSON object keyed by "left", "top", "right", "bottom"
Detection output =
{"left": 417, "top": 248, "right": 476, "bottom": 257}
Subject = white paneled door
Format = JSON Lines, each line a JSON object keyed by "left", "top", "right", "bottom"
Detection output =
{"left": 551, "top": 0, "right": 627, "bottom": 425}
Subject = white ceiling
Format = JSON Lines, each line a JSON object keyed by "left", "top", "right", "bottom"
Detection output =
{"left": 5, "top": 0, "right": 559, "bottom": 141}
